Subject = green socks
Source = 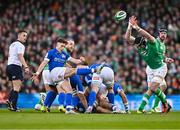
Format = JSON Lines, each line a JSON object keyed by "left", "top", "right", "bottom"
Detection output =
{"left": 152, "top": 95, "right": 160, "bottom": 109}
{"left": 154, "top": 88, "right": 166, "bottom": 103}
{"left": 138, "top": 93, "right": 150, "bottom": 111}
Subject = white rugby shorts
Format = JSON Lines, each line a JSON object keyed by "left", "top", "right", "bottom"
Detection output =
{"left": 92, "top": 67, "right": 114, "bottom": 88}
{"left": 146, "top": 64, "right": 167, "bottom": 86}
{"left": 50, "top": 67, "right": 66, "bottom": 83}
{"left": 42, "top": 69, "right": 53, "bottom": 85}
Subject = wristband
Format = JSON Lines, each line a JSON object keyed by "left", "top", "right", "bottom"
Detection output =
{"left": 36, "top": 72, "right": 40, "bottom": 75}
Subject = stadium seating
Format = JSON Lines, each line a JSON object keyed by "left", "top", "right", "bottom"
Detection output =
{"left": 0, "top": 0, "right": 179, "bottom": 94}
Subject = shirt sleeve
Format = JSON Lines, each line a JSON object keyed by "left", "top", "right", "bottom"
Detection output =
{"left": 66, "top": 53, "right": 71, "bottom": 61}
{"left": 44, "top": 51, "right": 51, "bottom": 61}
{"left": 17, "top": 43, "right": 25, "bottom": 54}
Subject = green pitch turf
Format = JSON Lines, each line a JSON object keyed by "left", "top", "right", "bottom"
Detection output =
{"left": 0, "top": 109, "right": 180, "bottom": 130}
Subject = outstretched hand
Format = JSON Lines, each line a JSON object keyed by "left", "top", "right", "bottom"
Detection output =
{"left": 129, "top": 16, "right": 138, "bottom": 29}
{"left": 80, "top": 56, "right": 86, "bottom": 63}
{"left": 31, "top": 73, "right": 39, "bottom": 82}
{"left": 165, "top": 57, "right": 174, "bottom": 63}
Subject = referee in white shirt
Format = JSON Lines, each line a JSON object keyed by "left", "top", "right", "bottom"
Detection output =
{"left": 6, "top": 30, "right": 29, "bottom": 112}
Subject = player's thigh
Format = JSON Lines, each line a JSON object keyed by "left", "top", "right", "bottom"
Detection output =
{"left": 64, "top": 67, "right": 76, "bottom": 79}
{"left": 50, "top": 67, "right": 66, "bottom": 83}
{"left": 56, "top": 84, "right": 65, "bottom": 94}
{"left": 42, "top": 70, "right": 53, "bottom": 86}
{"left": 98, "top": 83, "right": 108, "bottom": 97}
{"left": 12, "top": 80, "right": 22, "bottom": 91}
{"left": 44, "top": 84, "right": 57, "bottom": 93}
{"left": 59, "top": 79, "right": 72, "bottom": 93}
{"left": 91, "top": 73, "right": 102, "bottom": 93}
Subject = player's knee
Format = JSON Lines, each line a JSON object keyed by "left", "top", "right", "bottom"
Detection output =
{"left": 149, "top": 76, "right": 162, "bottom": 91}
{"left": 152, "top": 76, "right": 163, "bottom": 84}
{"left": 149, "top": 82, "right": 159, "bottom": 92}
{"left": 12, "top": 80, "right": 22, "bottom": 92}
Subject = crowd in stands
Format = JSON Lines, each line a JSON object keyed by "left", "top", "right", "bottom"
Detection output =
{"left": 0, "top": 0, "right": 179, "bottom": 95}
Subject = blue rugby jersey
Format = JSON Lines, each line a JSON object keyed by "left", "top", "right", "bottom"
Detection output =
{"left": 44, "top": 48, "right": 70, "bottom": 71}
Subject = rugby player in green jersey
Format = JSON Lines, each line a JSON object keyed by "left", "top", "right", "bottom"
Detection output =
{"left": 125, "top": 16, "right": 174, "bottom": 113}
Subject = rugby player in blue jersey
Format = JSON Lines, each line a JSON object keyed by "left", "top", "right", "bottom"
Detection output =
{"left": 32, "top": 38, "right": 103, "bottom": 114}
{"left": 58, "top": 40, "right": 88, "bottom": 112}
{"left": 35, "top": 40, "right": 88, "bottom": 113}
{"left": 83, "top": 63, "right": 115, "bottom": 113}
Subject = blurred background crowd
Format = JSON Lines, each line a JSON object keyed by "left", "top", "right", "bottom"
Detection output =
{"left": 0, "top": 0, "right": 179, "bottom": 95}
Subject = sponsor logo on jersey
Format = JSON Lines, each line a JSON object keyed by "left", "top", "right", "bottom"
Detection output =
{"left": 61, "top": 54, "right": 66, "bottom": 58}
{"left": 54, "top": 57, "right": 65, "bottom": 63}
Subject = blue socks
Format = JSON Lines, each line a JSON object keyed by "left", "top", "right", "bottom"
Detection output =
{"left": 88, "top": 91, "right": 96, "bottom": 107}
{"left": 107, "top": 93, "right": 114, "bottom": 104}
{"left": 58, "top": 92, "right": 65, "bottom": 106}
{"left": 66, "top": 93, "right": 72, "bottom": 111}
{"left": 44, "top": 91, "right": 57, "bottom": 108}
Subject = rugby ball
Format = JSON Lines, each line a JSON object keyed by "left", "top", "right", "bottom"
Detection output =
{"left": 114, "top": 10, "right": 127, "bottom": 22}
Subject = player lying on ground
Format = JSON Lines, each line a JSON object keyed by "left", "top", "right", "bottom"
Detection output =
{"left": 83, "top": 63, "right": 115, "bottom": 113}
{"left": 73, "top": 86, "right": 122, "bottom": 114}
{"left": 125, "top": 15, "right": 174, "bottom": 113}
{"left": 84, "top": 72, "right": 130, "bottom": 113}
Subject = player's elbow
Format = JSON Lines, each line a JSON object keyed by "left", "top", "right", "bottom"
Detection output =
{"left": 124, "top": 34, "right": 129, "bottom": 41}
{"left": 124, "top": 35, "right": 131, "bottom": 43}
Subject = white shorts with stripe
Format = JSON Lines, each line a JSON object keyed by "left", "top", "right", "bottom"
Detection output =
{"left": 146, "top": 63, "right": 167, "bottom": 86}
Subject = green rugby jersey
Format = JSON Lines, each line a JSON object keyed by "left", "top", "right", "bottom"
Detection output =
{"left": 137, "top": 38, "right": 166, "bottom": 69}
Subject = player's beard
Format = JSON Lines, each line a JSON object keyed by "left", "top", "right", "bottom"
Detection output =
{"left": 160, "top": 36, "right": 166, "bottom": 42}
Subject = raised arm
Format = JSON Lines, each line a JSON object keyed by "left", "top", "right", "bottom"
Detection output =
{"left": 125, "top": 20, "right": 135, "bottom": 44}
{"left": 129, "top": 16, "right": 155, "bottom": 42}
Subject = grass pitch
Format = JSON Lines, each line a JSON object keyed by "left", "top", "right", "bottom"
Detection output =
{"left": 0, "top": 109, "right": 180, "bottom": 130}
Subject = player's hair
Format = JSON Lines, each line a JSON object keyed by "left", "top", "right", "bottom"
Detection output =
{"left": 18, "top": 30, "right": 28, "bottom": 34}
{"left": 56, "top": 37, "right": 68, "bottom": 44}
{"left": 158, "top": 27, "right": 167, "bottom": 33}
